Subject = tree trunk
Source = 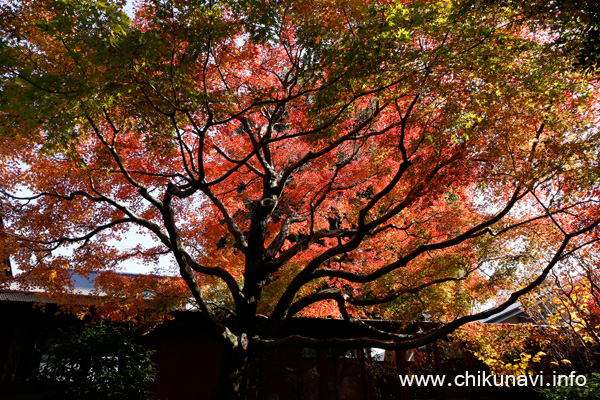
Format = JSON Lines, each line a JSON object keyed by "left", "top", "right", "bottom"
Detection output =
{"left": 209, "top": 338, "right": 250, "bottom": 400}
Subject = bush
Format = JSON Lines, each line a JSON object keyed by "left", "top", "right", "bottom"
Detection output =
{"left": 37, "top": 322, "right": 156, "bottom": 400}
{"left": 539, "top": 373, "right": 600, "bottom": 400}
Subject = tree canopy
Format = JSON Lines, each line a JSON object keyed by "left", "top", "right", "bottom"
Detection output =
{"left": 1, "top": 0, "right": 600, "bottom": 398}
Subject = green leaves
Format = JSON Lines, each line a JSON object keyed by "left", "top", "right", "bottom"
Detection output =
{"left": 37, "top": 322, "right": 156, "bottom": 400}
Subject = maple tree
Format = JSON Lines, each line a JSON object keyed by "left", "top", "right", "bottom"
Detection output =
{"left": 522, "top": 264, "right": 600, "bottom": 375}
{"left": 1, "top": 0, "right": 600, "bottom": 398}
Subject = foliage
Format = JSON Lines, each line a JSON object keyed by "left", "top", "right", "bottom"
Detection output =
{"left": 454, "top": 323, "right": 550, "bottom": 376}
{"left": 33, "top": 271, "right": 191, "bottom": 330}
{"left": 539, "top": 373, "right": 600, "bottom": 400}
{"left": 37, "top": 322, "right": 156, "bottom": 400}
{"left": 457, "top": 267, "right": 600, "bottom": 379}
{"left": 523, "top": 267, "right": 600, "bottom": 375}
{"left": 474, "top": 0, "right": 600, "bottom": 73}
{"left": 1, "top": 0, "right": 600, "bottom": 398}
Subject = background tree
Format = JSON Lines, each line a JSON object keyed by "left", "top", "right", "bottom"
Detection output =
{"left": 455, "top": 263, "right": 600, "bottom": 381}
{"left": 523, "top": 263, "right": 600, "bottom": 375}
{"left": 1, "top": 0, "right": 600, "bottom": 398}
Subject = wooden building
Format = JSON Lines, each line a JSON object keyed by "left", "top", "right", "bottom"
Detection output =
{"left": 1, "top": 290, "right": 536, "bottom": 400}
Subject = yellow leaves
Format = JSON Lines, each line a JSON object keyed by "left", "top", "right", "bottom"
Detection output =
{"left": 496, "top": 351, "right": 545, "bottom": 377}
{"left": 532, "top": 351, "right": 545, "bottom": 363}
{"left": 545, "top": 358, "right": 573, "bottom": 368}
{"left": 455, "top": 324, "right": 556, "bottom": 377}
{"left": 48, "top": 270, "right": 58, "bottom": 281}
{"left": 75, "top": 310, "right": 88, "bottom": 320}
{"left": 520, "top": 352, "right": 532, "bottom": 362}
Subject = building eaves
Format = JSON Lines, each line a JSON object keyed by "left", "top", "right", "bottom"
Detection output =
{"left": 0, "top": 292, "right": 54, "bottom": 303}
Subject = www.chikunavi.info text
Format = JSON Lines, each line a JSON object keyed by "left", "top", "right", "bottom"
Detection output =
{"left": 399, "top": 371, "right": 587, "bottom": 387}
